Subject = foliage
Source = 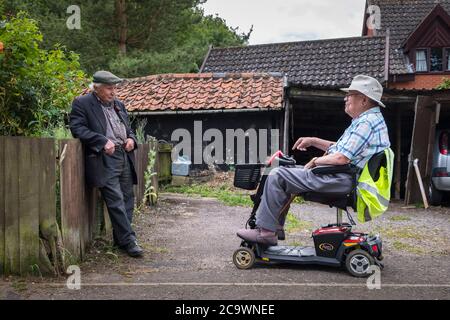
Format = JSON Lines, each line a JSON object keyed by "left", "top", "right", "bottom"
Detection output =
{"left": 0, "top": 12, "right": 87, "bottom": 136}
{"left": 163, "top": 183, "right": 254, "bottom": 207}
{"left": 143, "top": 136, "right": 158, "bottom": 206}
{"left": 437, "top": 77, "right": 450, "bottom": 90}
{"left": 133, "top": 117, "right": 148, "bottom": 145}
{"left": 3, "top": 1, "right": 251, "bottom": 77}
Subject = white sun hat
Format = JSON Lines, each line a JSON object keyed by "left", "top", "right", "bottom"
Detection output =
{"left": 340, "top": 75, "right": 386, "bottom": 108}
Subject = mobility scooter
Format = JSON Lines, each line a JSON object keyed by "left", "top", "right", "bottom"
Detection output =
{"left": 232, "top": 151, "right": 385, "bottom": 277}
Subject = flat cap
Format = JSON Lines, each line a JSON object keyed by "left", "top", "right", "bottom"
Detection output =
{"left": 93, "top": 70, "right": 123, "bottom": 84}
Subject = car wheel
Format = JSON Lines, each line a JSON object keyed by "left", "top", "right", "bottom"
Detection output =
{"left": 429, "top": 182, "right": 443, "bottom": 206}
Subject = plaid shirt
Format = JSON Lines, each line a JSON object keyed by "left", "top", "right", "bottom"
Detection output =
{"left": 327, "top": 107, "right": 390, "bottom": 169}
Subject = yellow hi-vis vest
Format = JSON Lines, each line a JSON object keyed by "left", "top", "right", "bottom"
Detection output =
{"left": 356, "top": 148, "right": 394, "bottom": 223}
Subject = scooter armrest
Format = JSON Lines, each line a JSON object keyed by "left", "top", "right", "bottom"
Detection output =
{"left": 311, "top": 164, "right": 358, "bottom": 175}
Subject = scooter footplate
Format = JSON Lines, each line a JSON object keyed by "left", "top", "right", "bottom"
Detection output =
{"left": 263, "top": 246, "right": 316, "bottom": 257}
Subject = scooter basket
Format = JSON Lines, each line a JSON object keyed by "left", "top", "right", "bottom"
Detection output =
{"left": 233, "top": 164, "right": 263, "bottom": 190}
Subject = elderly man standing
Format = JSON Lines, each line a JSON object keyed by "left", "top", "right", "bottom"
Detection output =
{"left": 238, "top": 75, "right": 391, "bottom": 246}
{"left": 69, "top": 70, "right": 143, "bottom": 257}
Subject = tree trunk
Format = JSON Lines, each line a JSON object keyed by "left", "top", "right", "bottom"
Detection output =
{"left": 116, "top": 0, "right": 127, "bottom": 55}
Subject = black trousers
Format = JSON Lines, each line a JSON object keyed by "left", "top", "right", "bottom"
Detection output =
{"left": 99, "top": 146, "right": 136, "bottom": 247}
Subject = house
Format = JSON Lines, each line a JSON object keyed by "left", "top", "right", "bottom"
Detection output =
{"left": 116, "top": 73, "right": 285, "bottom": 169}
{"left": 118, "top": 0, "right": 450, "bottom": 203}
{"left": 199, "top": 0, "right": 450, "bottom": 203}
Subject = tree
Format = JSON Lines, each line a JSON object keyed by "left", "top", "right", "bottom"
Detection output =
{"left": 3, "top": 0, "right": 251, "bottom": 76}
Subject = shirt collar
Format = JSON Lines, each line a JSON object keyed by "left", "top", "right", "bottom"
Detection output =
{"left": 352, "top": 107, "right": 381, "bottom": 122}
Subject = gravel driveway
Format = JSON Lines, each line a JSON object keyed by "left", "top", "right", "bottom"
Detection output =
{"left": 1, "top": 194, "right": 450, "bottom": 300}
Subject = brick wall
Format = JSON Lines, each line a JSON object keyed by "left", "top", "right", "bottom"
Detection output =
{"left": 389, "top": 74, "right": 449, "bottom": 89}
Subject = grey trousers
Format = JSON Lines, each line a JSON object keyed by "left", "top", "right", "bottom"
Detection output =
{"left": 99, "top": 146, "right": 136, "bottom": 247}
{"left": 255, "top": 166, "right": 353, "bottom": 232}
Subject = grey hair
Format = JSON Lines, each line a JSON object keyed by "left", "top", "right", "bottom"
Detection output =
{"left": 88, "top": 82, "right": 105, "bottom": 91}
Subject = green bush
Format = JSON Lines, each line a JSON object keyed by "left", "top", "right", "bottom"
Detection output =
{"left": 0, "top": 12, "right": 87, "bottom": 136}
{"left": 437, "top": 77, "right": 450, "bottom": 90}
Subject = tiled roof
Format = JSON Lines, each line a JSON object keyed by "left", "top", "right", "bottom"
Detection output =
{"left": 201, "top": 36, "right": 387, "bottom": 88}
{"left": 368, "top": 0, "right": 450, "bottom": 74}
{"left": 115, "top": 73, "right": 284, "bottom": 112}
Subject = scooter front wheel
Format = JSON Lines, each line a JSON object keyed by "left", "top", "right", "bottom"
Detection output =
{"left": 233, "top": 247, "right": 255, "bottom": 270}
{"left": 345, "top": 249, "right": 375, "bottom": 277}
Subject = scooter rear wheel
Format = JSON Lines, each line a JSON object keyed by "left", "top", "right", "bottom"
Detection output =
{"left": 345, "top": 249, "right": 375, "bottom": 277}
{"left": 233, "top": 247, "right": 255, "bottom": 270}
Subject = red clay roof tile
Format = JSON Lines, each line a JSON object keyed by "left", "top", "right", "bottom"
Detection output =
{"left": 113, "top": 73, "right": 284, "bottom": 112}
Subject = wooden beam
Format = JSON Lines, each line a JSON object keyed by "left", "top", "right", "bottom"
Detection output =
{"left": 404, "top": 95, "right": 436, "bottom": 205}
{"left": 394, "top": 107, "right": 402, "bottom": 199}
{"left": 282, "top": 99, "right": 291, "bottom": 154}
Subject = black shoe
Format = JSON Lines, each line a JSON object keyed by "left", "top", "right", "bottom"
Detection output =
{"left": 277, "top": 229, "right": 285, "bottom": 240}
{"left": 121, "top": 241, "right": 144, "bottom": 257}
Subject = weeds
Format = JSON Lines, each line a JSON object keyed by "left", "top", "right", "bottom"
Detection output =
{"left": 163, "top": 183, "right": 254, "bottom": 207}
{"left": 285, "top": 212, "right": 313, "bottom": 233}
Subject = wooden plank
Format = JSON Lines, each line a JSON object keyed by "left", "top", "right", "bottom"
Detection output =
{"left": 38, "top": 138, "right": 57, "bottom": 275}
{"left": 0, "top": 136, "right": 5, "bottom": 274}
{"left": 150, "top": 141, "right": 159, "bottom": 195}
{"left": 141, "top": 143, "right": 150, "bottom": 205}
{"left": 85, "top": 187, "right": 98, "bottom": 242}
{"left": 405, "top": 96, "right": 436, "bottom": 205}
{"left": 394, "top": 108, "right": 402, "bottom": 199}
{"left": 4, "top": 137, "right": 20, "bottom": 274}
{"left": 59, "top": 139, "right": 81, "bottom": 260}
{"left": 134, "top": 145, "right": 143, "bottom": 206}
{"left": 75, "top": 141, "right": 89, "bottom": 259}
{"left": 103, "top": 201, "right": 112, "bottom": 239}
{"left": 19, "top": 138, "right": 40, "bottom": 275}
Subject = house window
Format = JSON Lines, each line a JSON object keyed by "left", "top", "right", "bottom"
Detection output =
{"left": 416, "top": 49, "right": 428, "bottom": 72}
{"left": 446, "top": 48, "right": 450, "bottom": 71}
{"left": 430, "top": 48, "right": 443, "bottom": 71}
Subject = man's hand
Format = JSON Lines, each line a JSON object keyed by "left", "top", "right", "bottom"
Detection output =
{"left": 304, "top": 157, "right": 318, "bottom": 169}
{"left": 292, "top": 137, "right": 315, "bottom": 151}
{"left": 104, "top": 140, "right": 115, "bottom": 155}
{"left": 124, "top": 138, "right": 135, "bottom": 152}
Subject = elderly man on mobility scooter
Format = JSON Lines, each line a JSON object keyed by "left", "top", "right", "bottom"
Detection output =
{"left": 237, "top": 75, "right": 391, "bottom": 246}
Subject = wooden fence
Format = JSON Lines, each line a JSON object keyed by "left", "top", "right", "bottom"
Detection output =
{"left": 0, "top": 136, "right": 167, "bottom": 276}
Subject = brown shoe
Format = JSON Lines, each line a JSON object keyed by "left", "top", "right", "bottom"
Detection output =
{"left": 237, "top": 228, "right": 278, "bottom": 246}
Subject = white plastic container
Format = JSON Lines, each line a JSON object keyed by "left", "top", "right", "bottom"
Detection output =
{"left": 171, "top": 155, "right": 191, "bottom": 176}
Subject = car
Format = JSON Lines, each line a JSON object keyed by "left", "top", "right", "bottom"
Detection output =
{"left": 429, "top": 129, "right": 450, "bottom": 206}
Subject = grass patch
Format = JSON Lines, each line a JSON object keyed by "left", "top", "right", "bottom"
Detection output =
{"left": 375, "top": 226, "right": 425, "bottom": 241}
{"left": 11, "top": 280, "right": 27, "bottom": 292}
{"left": 292, "top": 196, "right": 305, "bottom": 204}
{"left": 287, "top": 241, "right": 305, "bottom": 247}
{"left": 392, "top": 241, "right": 425, "bottom": 255}
{"left": 141, "top": 243, "right": 169, "bottom": 254}
{"left": 162, "top": 183, "right": 253, "bottom": 207}
{"left": 285, "top": 212, "right": 313, "bottom": 233}
{"left": 389, "top": 215, "right": 411, "bottom": 222}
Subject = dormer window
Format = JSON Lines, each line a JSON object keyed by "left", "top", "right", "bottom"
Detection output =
{"left": 430, "top": 48, "right": 443, "bottom": 71}
{"left": 416, "top": 49, "right": 428, "bottom": 72}
{"left": 415, "top": 48, "right": 450, "bottom": 72}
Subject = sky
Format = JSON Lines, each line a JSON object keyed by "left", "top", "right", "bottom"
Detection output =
{"left": 201, "top": 0, "right": 367, "bottom": 45}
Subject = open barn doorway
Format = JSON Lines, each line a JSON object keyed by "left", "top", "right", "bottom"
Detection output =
{"left": 289, "top": 96, "right": 415, "bottom": 200}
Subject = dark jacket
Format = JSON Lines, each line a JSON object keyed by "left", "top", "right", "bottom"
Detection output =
{"left": 69, "top": 92, "right": 138, "bottom": 187}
